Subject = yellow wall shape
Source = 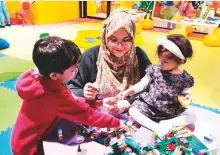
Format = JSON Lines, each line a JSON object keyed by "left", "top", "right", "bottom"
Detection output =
{"left": 87, "top": 1, "right": 97, "bottom": 16}
{"left": 6, "top": 1, "right": 79, "bottom": 25}
{"left": 34, "top": 1, "right": 79, "bottom": 25}
{"left": 6, "top": 1, "right": 37, "bottom": 24}
{"left": 6, "top": 1, "right": 21, "bottom": 17}
{"left": 117, "top": 1, "right": 136, "bottom": 9}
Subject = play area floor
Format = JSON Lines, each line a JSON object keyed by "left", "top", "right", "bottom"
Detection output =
{"left": 0, "top": 21, "right": 220, "bottom": 154}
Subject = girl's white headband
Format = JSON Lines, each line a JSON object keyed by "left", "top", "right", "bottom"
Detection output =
{"left": 157, "top": 37, "right": 185, "bottom": 60}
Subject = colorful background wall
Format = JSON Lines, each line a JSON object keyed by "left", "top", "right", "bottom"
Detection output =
{"left": 6, "top": 1, "right": 79, "bottom": 25}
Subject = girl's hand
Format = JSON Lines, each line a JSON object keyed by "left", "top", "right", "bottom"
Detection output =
{"left": 178, "top": 94, "right": 192, "bottom": 108}
{"left": 117, "top": 89, "right": 133, "bottom": 100}
{"left": 184, "top": 94, "right": 192, "bottom": 103}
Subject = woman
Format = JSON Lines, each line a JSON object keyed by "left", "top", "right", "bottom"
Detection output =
{"left": 68, "top": 9, "right": 151, "bottom": 108}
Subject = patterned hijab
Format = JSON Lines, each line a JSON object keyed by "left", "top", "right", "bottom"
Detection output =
{"left": 95, "top": 9, "right": 140, "bottom": 99}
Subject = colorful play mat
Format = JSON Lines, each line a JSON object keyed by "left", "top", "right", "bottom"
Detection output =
{"left": 0, "top": 22, "right": 219, "bottom": 154}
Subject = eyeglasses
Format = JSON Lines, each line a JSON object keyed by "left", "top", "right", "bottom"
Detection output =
{"left": 107, "top": 38, "right": 133, "bottom": 46}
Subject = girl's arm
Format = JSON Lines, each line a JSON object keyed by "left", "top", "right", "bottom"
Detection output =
{"left": 119, "top": 74, "right": 151, "bottom": 99}
{"left": 133, "top": 74, "right": 151, "bottom": 94}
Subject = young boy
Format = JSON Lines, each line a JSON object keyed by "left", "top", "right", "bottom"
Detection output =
{"left": 11, "top": 36, "right": 127, "bottom": 155}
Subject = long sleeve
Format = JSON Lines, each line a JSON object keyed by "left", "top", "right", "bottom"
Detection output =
{"left": 67, "top": 46, "right": 100, "bottom": 97}
{"left": 180, "top": 71, "right": 194, "bottom": 95}
{"left": 54, "top": 91, "right": 120, "bottom": 128}
{"left": 133, "top": 64, "right": 154, "bottom": 94}
{"left": 181, "top": 87, "right": 191, "bottom": 95}
{"left": 133, "top": 74, "right": 151, "bottom": 94}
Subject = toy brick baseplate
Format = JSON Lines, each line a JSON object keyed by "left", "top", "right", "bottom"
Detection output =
{"left": 70, "top": 121, "right": 210, "bottom": 155}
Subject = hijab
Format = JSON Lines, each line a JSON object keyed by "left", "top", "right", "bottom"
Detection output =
{"left": 95, "top": 9, "right": 140, "bottom": 99}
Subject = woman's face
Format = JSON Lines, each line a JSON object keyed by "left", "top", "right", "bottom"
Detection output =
{"left": 107, "top": 28, "right": 133, "bottom": 57}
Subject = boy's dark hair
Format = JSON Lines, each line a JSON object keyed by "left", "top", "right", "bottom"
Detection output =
{"left": 33, "top": 36, "right": 81, "bottom": 77}
{"left": 157, "top": 34, "right": 193, "bottom": 63}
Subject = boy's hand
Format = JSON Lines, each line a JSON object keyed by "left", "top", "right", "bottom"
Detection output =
{"left": 103, "top": 98, "right": 131, "bottom": 114}
{"left": 102, "top": 103, "right": 116, "bottom": 112}
{"left": 115, "top": 122, "right": 129, "bottom": 132}
{"left": 105, "top": 100, "right": 131, "bottom": 114}
{"left": 113, "top": 100, "right": 131, "bottom": 114}
{"left": 117, "top": 100, "right": 131, "bottom": 109}
{"left": 103, "top": 97, "right": 119, "bottom": 112}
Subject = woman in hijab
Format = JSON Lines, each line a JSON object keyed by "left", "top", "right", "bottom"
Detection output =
{"left": 68, "top": 9, "right": 151, "bottom": 111}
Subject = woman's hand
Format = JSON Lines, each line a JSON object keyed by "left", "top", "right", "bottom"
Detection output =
{"left": 83, "top": 83, "right": 99, "bottom": 100}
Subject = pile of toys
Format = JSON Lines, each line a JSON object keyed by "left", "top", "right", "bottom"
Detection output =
{"left": 108, "top": 125, "right": 199, "bottom": 155}
{"left": 70, "top": 121, "right": 209, "bottom": 155}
